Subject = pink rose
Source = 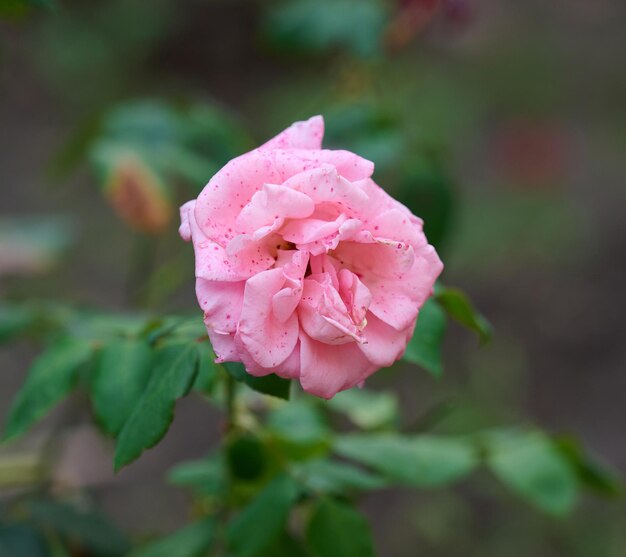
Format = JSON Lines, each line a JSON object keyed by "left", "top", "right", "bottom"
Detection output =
{"left": 180, "top": 116, "right": 443, "bottom": 399}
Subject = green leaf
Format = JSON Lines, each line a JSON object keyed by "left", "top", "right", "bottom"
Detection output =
{"left": 168, "top": 454, "right": 225, "bottom": 497}
{"left": 267, "top": 401, "right": 329, "bottom": 457}
{"left": 485, "top": 430, "right": 579, "bottom": 516}
{"left": 307, "top": 498, "right": 375, "bottom": 557}
{"left": 296, "top": 459, "right": 387, "bottom": 494}
{"left": 131, "top": 517, "right": 216, "bottom": 557}
{"left": 3, "top": 337, "right": 94, "bottom": 442}
{"left": 91, "top": 338, "right": 153, "bottom": 436}
{"left": 193, "top": 341, "right": 218, "bottom": 394}
{"left": 0, "top": 524, "right": 49, "bottom": 557}
{"left": 435, "top": 286, "right": 492, "bottom": 344}
{"left": 327, "top": 388, "right": 398, "bottom": 429}
{"left": 264, "top": 0, "right": 388, "bottom": 58}
{"left": 114, "top": 342, "right": 199, "bottom": 470}
{"left": 227, "top": 434, "right": 267, "bottom": 483}
{"left": 27, "top": 499, "right": 130, "bottom": 556}
{"left": 223, "top": 362, "right": 291, "bottom": 400}
{"left": 403, "top": 298, "right": 447, "bottom": 377}
{"left": 0, "top": 304, "right": 37, "bottom": 343}
{"left": 555, "top": 436, "right": 623, "bottom": 497}
{"left": 257, "top": 532, "right": 310, "bottom": 557}
{"left": 227, "top": 474, "right": 300, "bottom": 557}
{"left": 334, "top": 434, "right": 477, "bottom": 487}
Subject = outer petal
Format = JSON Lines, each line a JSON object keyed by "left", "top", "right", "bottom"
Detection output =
{"left": 194, "top": 150, "right": 282, "bottom": 244}
{"left": 207, "top": 330, "right": 239, "bottom": 364}
{"left": 358, "top": 313, "right": 412, "bottom": 367}
{"left": 357, "top": 178, "right": 418, "bottom": 223}
{"left": 259, "top": 115, "right": 325, "bottom": 151}
{"left": 238, "top": 268, "right": 299, "bottom": 368}
{"left": 366, "top": 245, "right": 443, "bottom": 330}
{"left": 237, "top": 337, "right": 302, "bottom": 380}
{"left": 299, "top": 334, "right": 376, "bottom": 399}
{"left": 370, "top": 209, "right": 427, "bottom": 249}
{"left": 270, "top": 149, "right": 375, "bottom": 182}
{"left": 179, "top": 200, "right": 194, "bottom": 241}
{"left": 196, "top": 278, "right": 244, "bottom": 334}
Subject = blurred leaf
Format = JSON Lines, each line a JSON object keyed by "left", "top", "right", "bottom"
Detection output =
{"left": 0, "top": 0, "right": 54, "bottom": 19}
{"left": 324, "top": 104, "right": 404, "bottom": 174}
{"left": 335, "top": 434, "right": 477, "bottom": 487}
{"left": 227, "top": 434, "right": 267, "bottom": 483}
{"left": 403, "top": 298, "right": 446, "bottom": 377}
{"left": 168, "top": 454, "right": 225, "bottom": 497}
{"left": 223, "top": 362, "right": 291, "bottom": 400}
{"left": 70, "top": 312, "right": 147, "bottom": 343}
{"left": 86, "top": 99, "right": 250, "bottom": 203}
{"left": 263, "top": 0, "right": 388, "bottom": 57}
{"left": 145, "top": 315, "right": 207, "bottom": 345}
{"left": 27, "top": 499, "right": 130, "bottom": 556}
{"left": 435, "top": 286, "right": 492, "bottom": 344}
{"left": 0, "top": 524, "right": 49, "bottom": 557}
{"left": 485, "top": 430, "right": 579, "bottom": 516}
{"left": 296, "top": 459, "right": 386, "bottom": 494}
{"left": 307, "top": 498, "right": 375, "bottom": 557}
{"left": 114, "top": 341, "right": 199, "bottom": 470}
{"left": 397, "top": 153, "right": 456, "bottom": 251}
{"left": 227, "top": 473, "right": 300, "bottom": 557}
{"left": 90, "top": 338, "right": 153, "bottom": 436}
{"left": 267, "top": 401, "right": 329, "bottom": 458}
{"left": 327, "top": 388, "right": 398, "bottom": 430}
{"left": 35, "top": 6, "right": 174, "bottom": 104}
{"left": 193, "top": 341, "right": 218, "bottom": 394}
{"left": 0, "top": 216, "right": 74, "bottom": 277}
{"left": 131, "top": 517, "right": 215, "bottom": 557}
{"left": 48, "top": 114, "right": 102, "bottom": 181}
{"left": 2, "top": 337, "right": 94, "bottom": 442}
{"left": 0, "top": 304, "right": 37, "bottom": 343}
{"left": 257, "top": 532, "right": 310, "bottom": 557}
{"left": 555, "top": 436, "right": 623, "bottom": 498}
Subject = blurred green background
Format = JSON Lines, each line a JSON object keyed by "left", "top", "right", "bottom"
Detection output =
{"left": 1, "top": 0, "right": 625, "bottom": 555}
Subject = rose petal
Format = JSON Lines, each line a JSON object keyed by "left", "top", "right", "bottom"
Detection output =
{"left": 197, "top": 278, "right": 245, "bottom": 333}
{"left": 365, "top": 245, "right": 443, "bottom": 330}
{"left": 370, "top": 209, "right": 427, "bottom": 249}
{"left": 299, "top": 277, "right": 362, "bottom": 345}
{"left": 282, "top": 165, "right": 370, "bottom": 216}
{"left": 195, "top": 150, "right": 282, "bottom": 244}
{"left": 179, "top": 200, "right": 194, "bottom": 241}
{"left": 358, "top": 313, "right": 413, "bottom": 367}
{"left": 259, "top": 115, "right": 325, "bottom": 151}
{"left": 236, "top": 183, "right": 315, "bottom": 235}
{"left": 207, "top": 330, "right": 239, "bottom": 364}
{"left": 238, "top": 268, "right": 299, "bottom": 368}
{"left": 299, "top": 334, "right": 376, "bottom": 399}
{"left": 271, "top": 149, "right": 375, "bottom": 183}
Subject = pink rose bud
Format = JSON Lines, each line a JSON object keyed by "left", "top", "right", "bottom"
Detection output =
{"left": 180, "top": 116, "right": 443, "bottom": 399}
{"left": 104, "top": 154, "right": 173, "bottom": 234}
